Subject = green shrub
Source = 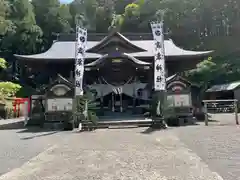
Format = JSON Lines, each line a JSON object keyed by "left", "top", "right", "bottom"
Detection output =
{"left": 4, "top": 105, "right": 14, "bottom": 119}
{"left": 0, "top": 99, "right": 15, "bottom": 119}
{"left": 149, "top": 92, "right": 175, "bottom": 119}
{"left": 73, "top": 90, "right": 99, "bottom": 126}
{"left": 0, "top": 58, "right": 7, "bottom": 70}
{"left": 0, "top": 82, "right": 22, "bottom": 97}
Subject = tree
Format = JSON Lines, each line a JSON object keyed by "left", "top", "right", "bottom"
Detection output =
{"left": 0, "top": 0, "right": 12, "bottom": 36}
{"left": 0, "top": 81, "right": 21, "bottom": 97}
{"left": 32, "top": 0, "right": 72, "bottom": 49}
{"left": 0, "top": 59, "right": 21, "bottom": 102}
{"left": 0, "top": 57, "right": 7, "bottom": 80}
{"left": 69, "top": 0, "right": 114, "bottom": 32}
{"left": 186, "top": 57, "right": 217, "bottom": 84}
{"left": 114, "top": 0, "right": 134, "bottom": 14}
{"left": 0, "top": 0, "right": 240, "bottom": 89}
{"left": 69, "top": 0, "right": 96, "bottom": 31}
{"left": 1, "top": 0, "right": 42, "bottom": 54}
{"left": 184, "top": 56, "right": 237, "bottom": 97}
{"left": 0, "top": 0, "right": 15, "bottom": 54}
{"left": 0, "top": 58, "right": 7, "bottom": 70}
{"left": 58, "top": 4, "right": 73, "bottom": 31}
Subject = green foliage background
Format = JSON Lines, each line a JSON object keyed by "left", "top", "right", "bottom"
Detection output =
{"left": 0, "top": 58, "right": 7, "bottom": 69}
{"left": 1, "top": 0, "right": 240, "bottom": 89}
{"left": 0, "top": 81, "right": 21, "bottom": 97}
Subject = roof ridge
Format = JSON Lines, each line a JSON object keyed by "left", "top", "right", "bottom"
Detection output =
{"left": 14, "top": 39, "right": 213, "bottom": 60}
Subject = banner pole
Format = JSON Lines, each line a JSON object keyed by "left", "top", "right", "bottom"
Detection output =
{"left": 150, "top": 11, "right": 167, "bottom": 128}
{"left": 72, "top": 18, "right": 87, "bottom": 130}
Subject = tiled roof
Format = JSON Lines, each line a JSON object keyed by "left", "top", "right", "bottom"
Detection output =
{"left": 206, "top": 81, "right": 240, "bottom": 92}
{"left": 14, "top": 39, "right": 213, "bottom": 61}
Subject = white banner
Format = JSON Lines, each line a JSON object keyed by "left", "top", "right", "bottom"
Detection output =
{"left": 75, "top": 26, "right": 87, "bottom": 96}
{"left": 150, "top": 21, "right": 166, "bottom": 91}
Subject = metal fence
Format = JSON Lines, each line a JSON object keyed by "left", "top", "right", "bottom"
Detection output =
{"left": 202, "top": 99, "right": 239, "bottom": 126}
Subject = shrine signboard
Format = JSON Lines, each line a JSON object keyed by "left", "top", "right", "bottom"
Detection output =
{"left": 167, "top": 94, "right": 191, "bottom": 107}
{"left": 46, "top": 98, "right": 72, "bottom": 112}
{"left": 166, "top": 77, "right": 192, "bottom": 108}
{"left": 44, "top": 75, "right": 74, "bottom": 122}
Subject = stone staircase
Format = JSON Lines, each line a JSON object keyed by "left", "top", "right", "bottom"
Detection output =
{"left": 97, "top": 119, "right": 152, "bottom": 129}
{"left": 97, "top": 113, "right": 152, "bottom": 128}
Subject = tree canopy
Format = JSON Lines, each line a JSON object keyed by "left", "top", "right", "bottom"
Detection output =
{"left": 0, "top": 0, "right": 240, "bottom": 87}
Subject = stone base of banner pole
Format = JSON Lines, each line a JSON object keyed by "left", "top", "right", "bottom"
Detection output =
{"left": 151, "top": 91, "right": 168, "bottom": 129}
{"left": 72, "top": 95, "right": 83, "bottom": 131}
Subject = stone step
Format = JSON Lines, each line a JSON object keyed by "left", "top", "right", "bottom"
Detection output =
{"left": 97, "top": 119, "right": 152, "bottom": 128}
{"left": 42, "top": 118, "right": 152, "bottom": 130}
{"left": 43, "top": 122, "right": 65, "bottom": 130}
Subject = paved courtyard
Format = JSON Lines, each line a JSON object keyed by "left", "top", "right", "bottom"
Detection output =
{"left": 0, "top": 114, "right": 239, "bottom": 180}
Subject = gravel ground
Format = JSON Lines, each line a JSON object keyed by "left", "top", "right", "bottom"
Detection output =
{"left": 0, "top": 128, "right": 223, "bottom": 180}
{"left": 0, "top": 114, "right": 239, "bottom": 179}
{"left": 208, "top": 113, "right": 240, "bottom": 126}
{"left": 173, "top": 114, "right": 240, "bottom": 180}
{"left": 0, "top": 120, "right": 69, "bottom": 175}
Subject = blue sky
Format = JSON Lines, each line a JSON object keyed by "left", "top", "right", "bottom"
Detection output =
{"left": 60, "top": 0, "right": 74, "bottom": 3}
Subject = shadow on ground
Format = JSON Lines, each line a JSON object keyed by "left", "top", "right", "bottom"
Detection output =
{"left": 0, "top": 120, "right": 24, "bottom": 130}
{"left": 140, "top": 127, "right": 160, "bottom": 134}
{"left": 0, "top": 120, "right": 61, "bottom": 132}
{"left": 17, "top": 126, "right": 59, "bottom": 133}
{"left": 17, "top": 127, "right": 61, "bottom": 140}
{"left": 0, "top": 120, "right": 62, "bottom": 140}
{"left": 198, "top": 119, "right": 219, "bottom": 122}
{"left": 19, "top": 131, "right": 59, "bottom": 140}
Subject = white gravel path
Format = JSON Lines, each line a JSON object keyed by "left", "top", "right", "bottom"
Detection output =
{"left": 0, "top": 128, "right": 223, "bottom": 180}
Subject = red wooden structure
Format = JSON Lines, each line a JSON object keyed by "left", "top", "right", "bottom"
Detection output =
{"left": 12, "top": 98, "right": 30, "bottom": 117}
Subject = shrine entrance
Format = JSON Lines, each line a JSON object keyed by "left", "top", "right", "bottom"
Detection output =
{"left": 112, "top": 93, "right": 123, "bottom": 113}
{"left": 97, "top": 83, "right": 150, "bottom": 120}
{"left": 85, "top": 55, "right": 151, "bottom": 119}
{"left": 102, "top": 92, "right": 134, "bottom": 116}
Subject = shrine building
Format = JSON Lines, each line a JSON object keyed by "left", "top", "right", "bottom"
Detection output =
{"left": 14, "top": 32, "right": 213, "bottom": 117}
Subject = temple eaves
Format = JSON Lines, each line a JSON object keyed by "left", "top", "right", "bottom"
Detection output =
{"left": 14, "top": 33, "right": 213, "bottom": 61}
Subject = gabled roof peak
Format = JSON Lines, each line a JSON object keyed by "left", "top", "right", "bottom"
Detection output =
{"left": 50, "top": 74, "right": 73, "bottom": 87}
{"left": 86, "top": 31, "right": 147, "bottom": 54}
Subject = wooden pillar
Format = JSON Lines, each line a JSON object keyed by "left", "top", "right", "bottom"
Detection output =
{"left": 120, "top": 93, "right": 123, "bottom": 112}
{"left": 132, "top": 77, "right": 136, "bottom": 114}
{"left": 204, "top": 102, "right": 208, "bottom": 126}
{"left": 112, "top": 92, "right": 115, "bottom": 112}
{"left": 17, "top": 102, "right": 20, "bottom": 118}
{"left": 70, "top": 71, "right": 73, "bottom": 82}
{"left": 234, "top": 100, "right": 239, "bottom": 125}
{"left": 100, "top": 89, "right": 104, "bottom": 115}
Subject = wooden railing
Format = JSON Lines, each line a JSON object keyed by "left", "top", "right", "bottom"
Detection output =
{"left": 202, "top": 99, "right": 239, "bottom": 126}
